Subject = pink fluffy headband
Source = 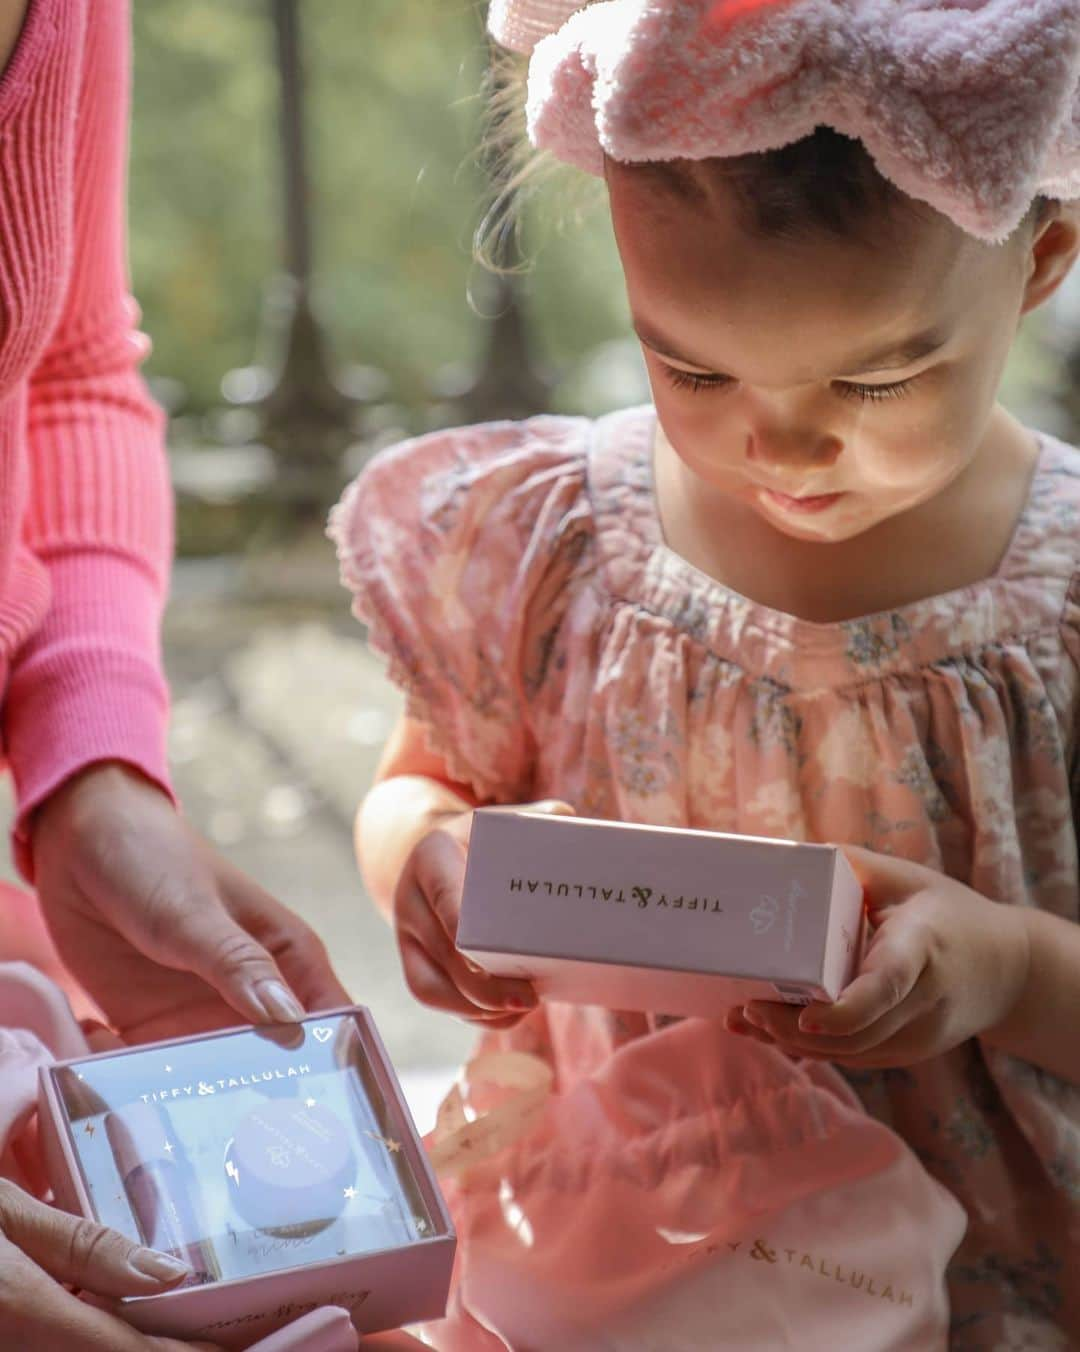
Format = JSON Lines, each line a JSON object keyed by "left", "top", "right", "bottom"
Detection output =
{"left": 488, "top": 0, "right": 1080, "bottom": 242}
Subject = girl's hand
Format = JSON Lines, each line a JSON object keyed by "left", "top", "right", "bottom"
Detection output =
{"left": 394, "top": 800, "right": 574, "bottom": 1029}
{"left": 731, "top": 846, "right": 1030, "bottom": 1070}
{"left": 32, "top": 763, "right": 351, "bottom": 1044}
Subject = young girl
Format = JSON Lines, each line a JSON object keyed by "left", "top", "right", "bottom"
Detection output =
{"left": 332, "top": 2, "right": 1080, "bottom": 1347}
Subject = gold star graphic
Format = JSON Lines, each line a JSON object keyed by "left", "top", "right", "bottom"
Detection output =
{"left": 83, "top": 1122, "right": 95, "bottom": 1138}
{"left": 163, "top": 1141, "right": 174, "bottom": 1156}
{"left": 364, "top": 1130, "right": 402, "bottom": 1153}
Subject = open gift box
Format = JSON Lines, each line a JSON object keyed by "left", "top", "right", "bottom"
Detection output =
{"left": 37, "top": 1007, "right": 455, "bottom": 1348}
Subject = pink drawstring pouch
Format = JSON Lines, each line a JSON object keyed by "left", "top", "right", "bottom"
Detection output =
{"left": 426, "top": 1019, "right": 966, "bottom": 1350}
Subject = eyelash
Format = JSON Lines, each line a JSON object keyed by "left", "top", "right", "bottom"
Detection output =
{"left": 661, "top": 364, "right": 917, "bottom": 403}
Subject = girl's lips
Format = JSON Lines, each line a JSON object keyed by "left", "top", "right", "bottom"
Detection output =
{"left": 760, "top": 488, "right": 847, "bottom": 515}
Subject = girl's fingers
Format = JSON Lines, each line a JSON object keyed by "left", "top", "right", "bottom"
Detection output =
{"left": 398, "top": 884, "right": 536, "bottom": 1013}
{"left": 398, "top": 934, "right": 534, "bottom": 1025}
{"left": 409, "top": 830, "right": 469, "bottom": 942}
{"left": 725, "top": 1009, "right": 776, "bottom": 1045}
{"left": 398, "top": 937, "right": 488, "bottom": 1019}
{"left": 761, "top": 984, "right": 938, "bottom": 1060}
{"left": 838, "top": 845, "right": 929, "bottom": 907}
{"left": 795, "top": 918, "right": 928, "bottom": 1037}
{"left": 463, "top": 1012, "right": 526, "bottom": 1031}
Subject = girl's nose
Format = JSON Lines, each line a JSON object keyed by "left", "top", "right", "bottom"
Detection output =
{"left": 746, "top": 425, "right": 843, "bottom": 474}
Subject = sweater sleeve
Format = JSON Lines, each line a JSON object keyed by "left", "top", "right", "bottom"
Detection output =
{"left": 2, "top": 0, "right": 174, "bottom": 878}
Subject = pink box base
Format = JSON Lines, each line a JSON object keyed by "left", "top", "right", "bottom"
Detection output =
{"left": 37, "top": 1007, "right": 455, "bottom": 1348}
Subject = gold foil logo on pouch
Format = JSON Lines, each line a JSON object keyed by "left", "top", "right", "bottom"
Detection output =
{"left": 714, "top": 1236, "right": 915, "bottom": 1307}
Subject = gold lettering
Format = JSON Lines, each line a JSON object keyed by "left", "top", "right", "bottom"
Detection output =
{"left": 901, "top": 1292, "right": 913, "bottom": 1308}
{"left": 801, "top": 1254, "right": 814, "bottom": 1271}
{"left": 867, "top": 1278, "right": 878, "bottom": 1296}
{"left": 850, "top": 1272, "right": 865, "bottom": 1290}
{"left": 882, "top": 1284, "right": 894, "bottom": 1303}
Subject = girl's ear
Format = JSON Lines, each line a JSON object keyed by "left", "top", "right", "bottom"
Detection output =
{"left": 1021, "top": 204, "right": 1080, "bottom": 316}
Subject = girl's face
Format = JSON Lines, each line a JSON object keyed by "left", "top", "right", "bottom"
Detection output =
{"left": 607, "top": 163, "right": 1073, "bottom": 544}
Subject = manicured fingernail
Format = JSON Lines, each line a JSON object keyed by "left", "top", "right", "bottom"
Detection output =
{"left": 743, "top": 1007, "right": 765, "bottom": 1029}
{"left": 508, "top": 995, "right": 537, "bottom": 1011}
{"left": 256, "top": 980, "right": 306, "bottom": 1023}
{"left": 800, "top": 1018, "right": 823, "bottom": 1034}
{"left": 129, "top": 1247, "right": 191, "bottom": 1284}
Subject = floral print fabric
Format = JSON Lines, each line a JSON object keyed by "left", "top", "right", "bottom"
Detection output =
{"left": 331, "top": 405, "right": 1080, "bottom": 1348}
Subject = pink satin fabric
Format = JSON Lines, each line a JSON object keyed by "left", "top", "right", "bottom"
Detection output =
{"left": 425, "top": 1019, "right": 966, "bottom": 1350}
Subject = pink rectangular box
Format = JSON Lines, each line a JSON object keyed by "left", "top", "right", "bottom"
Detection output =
{"left": 457, "top": 811, "right": 865, "bottom": 1015}
{"left": 37, "top": 1007, "right": 454, "bottom": 1348}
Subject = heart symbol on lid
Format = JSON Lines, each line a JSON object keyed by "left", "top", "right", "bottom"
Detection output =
{"left": 312, "top": 1026, "right": 333, "bottom": 1043}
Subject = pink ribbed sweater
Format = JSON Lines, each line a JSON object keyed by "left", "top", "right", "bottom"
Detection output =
{"left": 0, "top": 0, "right": 172, "bottom": 875}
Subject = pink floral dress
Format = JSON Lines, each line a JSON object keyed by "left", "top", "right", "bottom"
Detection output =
{"left": 331, "top": 404, "right": 1080, "bottom": 1350}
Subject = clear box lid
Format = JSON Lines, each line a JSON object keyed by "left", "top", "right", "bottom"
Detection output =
{"left": 49, "top": 1011, "right": 444, "bottom": 1290}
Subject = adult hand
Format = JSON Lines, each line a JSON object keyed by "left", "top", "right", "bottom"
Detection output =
{"left": 0, "top": 1177, "right": 221, "bottom": 1351}
{"left": 732, "top": 845, "right": 1029, "bottom": 1069}
{"left": 394, "top": 800, "right": 574, "bottom": 1030}
{"left": 32, "top": 763, "right": 351, "bottom": 1044}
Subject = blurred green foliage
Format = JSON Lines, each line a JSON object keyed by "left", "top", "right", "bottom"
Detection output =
{"left": 129, "top": 0, "right": 631, "bottom": 418}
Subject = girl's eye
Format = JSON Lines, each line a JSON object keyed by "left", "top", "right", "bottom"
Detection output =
{"left": 662, "top": 364, "right": 734, "bottom": 394}
{"left": 835, "top": 378, "right": 916, "bottom": 404}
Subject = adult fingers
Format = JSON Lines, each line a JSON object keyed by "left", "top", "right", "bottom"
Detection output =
{"left": 112, "top": 835, "right": 306, "bottom": 1029}
{"left": 245, "top": 1304, "right": 357, "bottom": 1352}
{"left": 0, "top": 1180, "right": 190, "bottom": 1298}
{"left": 0, "top": 1237, "right": 195, "bottom": 1352}
{"left": 217, "top": 862, "right": 352, "bottom": 1012}
{"left": 139, "top": 886, "right": 306, "bottom": 1028}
